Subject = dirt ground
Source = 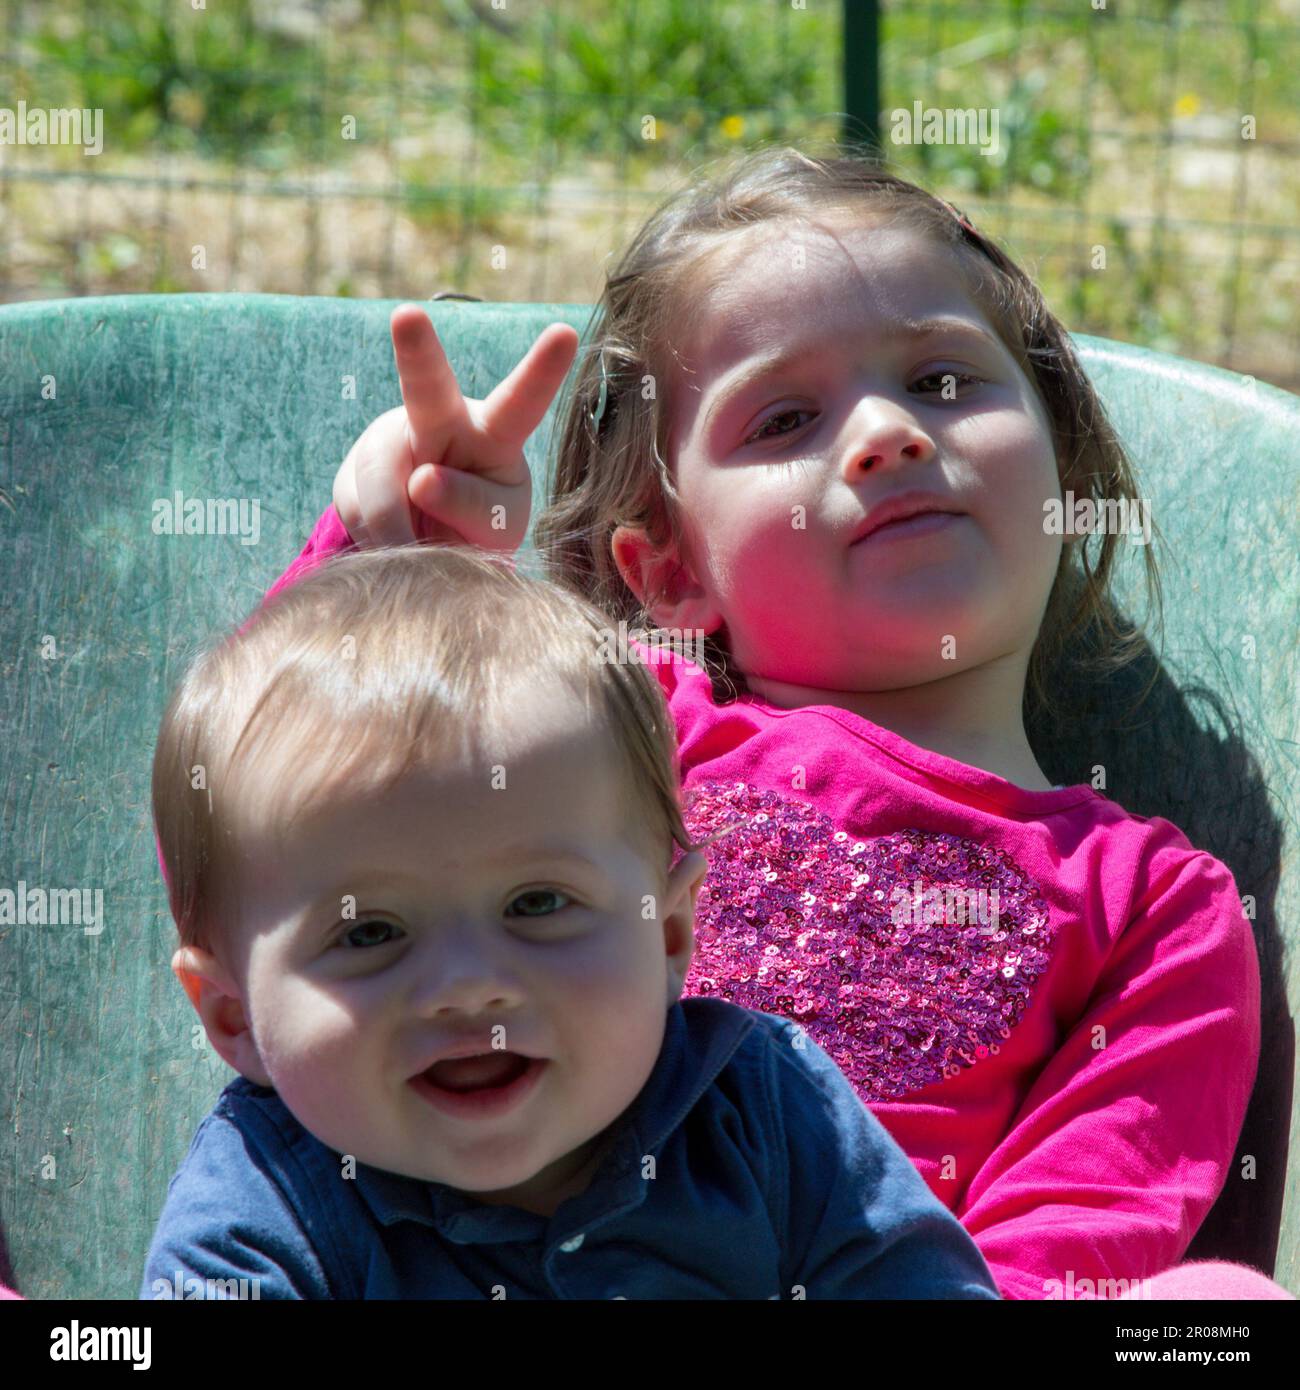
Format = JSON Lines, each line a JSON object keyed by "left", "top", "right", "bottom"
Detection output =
{"left": 0, "top": 127, "right": 1295, "bottom": 392}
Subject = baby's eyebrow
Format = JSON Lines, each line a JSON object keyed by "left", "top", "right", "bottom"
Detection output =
{"left": 702, "top": 315, "right": 997, "bottom": 432}
{"left": 299, "top": 848, "right": 610, "bottom": 933}
{"left": 299, "top": 870, "right": 427, "bottom": 935}
{"left": 476, "top": 844, "right": 608, "bottom": 874}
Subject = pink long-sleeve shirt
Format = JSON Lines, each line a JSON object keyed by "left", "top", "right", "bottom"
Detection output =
{"left": 264, "top": 508, "right": 1261, "bottom": 1300}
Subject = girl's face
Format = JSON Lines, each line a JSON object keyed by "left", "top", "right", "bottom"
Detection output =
{"left": 633, "top": 216, "right": 1064, "bottom": 694}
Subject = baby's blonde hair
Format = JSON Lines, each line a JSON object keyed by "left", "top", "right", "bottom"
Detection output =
{"left": 534, "top": 139, "right": 1164, "bottom": 728}
{"left": 151, "top": 545, "right": 693, "bottom": 957}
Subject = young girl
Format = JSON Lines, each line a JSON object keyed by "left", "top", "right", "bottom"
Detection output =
{"left": 140, "top": 543, "right": 1001, "bottom": 1300}
{"left": 272, "top": 145, "right": 1291, "bottom": 1301}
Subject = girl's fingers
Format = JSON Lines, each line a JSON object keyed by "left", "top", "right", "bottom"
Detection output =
{"left": 478, "top": 323, "right": 580, "bottom": 454}
{"left": 390, "top": 303, "right": 467, "bottom": 468}
{"left": 409, "top": 464, "right": 529, "bottom": 551}
{"left": 353, "top": 408, "right": 419, "bottom": 546}
{"left": 332, "top": 448, "right": 368, "bottom": 546}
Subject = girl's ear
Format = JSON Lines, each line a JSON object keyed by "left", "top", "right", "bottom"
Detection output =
{"left": 611, "top": 524, "right": 725, "bottom": 634}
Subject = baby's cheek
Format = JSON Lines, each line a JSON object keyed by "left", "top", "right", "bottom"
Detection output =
{"left": 250, "top": 979, "right": 364, "bottom": 1077}
{"left": 543, "top": 934, "right": 665, "bottom": 1029}
{"left": 563, "top": 983, "right": 668, "bottom": 1110}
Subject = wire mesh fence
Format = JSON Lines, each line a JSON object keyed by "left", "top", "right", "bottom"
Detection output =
{"left": 1, "top": 0, "right": 1296, "bottom": 387}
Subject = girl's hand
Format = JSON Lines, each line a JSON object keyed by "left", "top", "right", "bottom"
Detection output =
{"left": 332, "top": 303, "right": 579, "bottom": 551}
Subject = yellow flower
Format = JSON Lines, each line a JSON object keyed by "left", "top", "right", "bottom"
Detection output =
{"left": 170, "top": 87, "right": 207, "bottom": 127}
{"left": 1173, "top": 93, "right": 1200, "bottom": 118}
{"left": 721, "top": 114, "right": 745, "bottom": 140}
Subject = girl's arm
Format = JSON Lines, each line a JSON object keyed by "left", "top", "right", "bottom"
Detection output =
{"left": 234, "top": 501, "right": 354, "bottom": 643}
{"left": 263, "top": 502, "right": 357, "bottom": 607}
{"left": 954, "top": 829, "right": 1261, "bottom": 1300}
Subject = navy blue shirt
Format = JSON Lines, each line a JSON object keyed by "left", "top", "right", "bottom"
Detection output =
{"left": 140, "top": 998, "right": 1000, "bottom": 1299}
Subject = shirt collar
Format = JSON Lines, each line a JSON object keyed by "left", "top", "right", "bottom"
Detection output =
{"left": 352, "top": 998, "right": 757, "bottom": 1243}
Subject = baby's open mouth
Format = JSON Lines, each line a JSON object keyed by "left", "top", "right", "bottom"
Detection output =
{"left": 423, "top": 1052, "right": 532, "bottom": 1093}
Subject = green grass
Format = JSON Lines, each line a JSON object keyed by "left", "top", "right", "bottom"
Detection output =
{"left": 6, "top": 0, "right": 1298, "bottom": 384}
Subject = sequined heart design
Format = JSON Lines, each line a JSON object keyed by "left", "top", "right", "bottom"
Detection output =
{"left": 677, "top": 780, "right": 1055, "bottom": 1102}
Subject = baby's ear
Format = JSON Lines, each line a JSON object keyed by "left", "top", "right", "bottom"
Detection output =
{"left": 660, "top": 848, "right": 707, "bottom": 914}
{"left": 171, "top": 945, "right": 222, "bottom": 1013}
{"left": 674, "top": 849, "right": 710, "bottom": 912}
{"left": 170, "top": 946, "right": 269, "bottom": 1084}
{"left": 173, "top": 941, "right": 245, "bottom": 999}
{"left": 662, "top": 849, "right": 708, "bottom": 991}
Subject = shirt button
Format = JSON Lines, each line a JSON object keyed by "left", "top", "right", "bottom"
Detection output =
{"left": 559, "top": 1234, "right": 585, "bottom": 1252}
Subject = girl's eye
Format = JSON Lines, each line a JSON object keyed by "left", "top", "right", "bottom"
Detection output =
{"left": 338, "top": 919, "right": 404, "bottom": 950}
{"left": 912, "top": 370, "right": 982, "bottom": 395}
{"left": 744, "top": 407, "right": 813, "bottom": 444}
{"left": 507, "top": 888, "right": 572, "bottom": 918}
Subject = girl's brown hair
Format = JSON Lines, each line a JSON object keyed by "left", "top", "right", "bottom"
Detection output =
{"left": 533, "top": 140, "right": 1164, "bottom": 727}
{"left": 151, "top": 545, "right": 693, "bottom": 958}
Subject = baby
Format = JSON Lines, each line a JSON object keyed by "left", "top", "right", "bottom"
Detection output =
{"left": 139, "top": 542, "right": 1000, "bottom": 1300}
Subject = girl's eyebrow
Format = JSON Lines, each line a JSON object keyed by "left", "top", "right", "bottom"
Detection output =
{"left": 702, "top": 314, "right": 997, "bottom": 433}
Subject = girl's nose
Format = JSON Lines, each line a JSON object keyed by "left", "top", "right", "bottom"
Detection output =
{"left": 841, "top": 403, "right": 936, "bottom": 479}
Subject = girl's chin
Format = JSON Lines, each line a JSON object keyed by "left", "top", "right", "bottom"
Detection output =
{"left": 847, "top": 583, "right": 991, "bottom": 628}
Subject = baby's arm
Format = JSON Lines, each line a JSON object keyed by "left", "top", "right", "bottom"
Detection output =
{"left": 138, "top": 1109, "right": 339, "bottom": 1302}
{"left": 764, "top": 1017, "right": 1001, "bottom": 1299}
{"left": 955, "top": 830, "right": 1261, "bottom": 1300}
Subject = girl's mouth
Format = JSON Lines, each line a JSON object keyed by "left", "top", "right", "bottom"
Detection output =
{"left": 854, "top": 510, "right": 962, "bottom": 544}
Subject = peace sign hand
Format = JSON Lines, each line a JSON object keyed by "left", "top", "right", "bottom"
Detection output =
{"left": 333, "top": 303, "right": 579, "bottom": 551}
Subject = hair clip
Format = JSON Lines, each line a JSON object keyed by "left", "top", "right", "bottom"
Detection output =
{"left": 589, "top": 351, "right": 610, "bottom": 431}
{"left": 942, "top": 199, "right": 980, "bottom": 237}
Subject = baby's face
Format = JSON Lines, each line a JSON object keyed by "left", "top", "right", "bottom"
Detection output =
{"left": 208, "top": 689, "right": 700, "bottom": 1216}
{"left": 659, "top": 216, "right": 1065, "bottom": 693}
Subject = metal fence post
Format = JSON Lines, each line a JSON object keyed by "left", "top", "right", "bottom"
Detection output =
{"left": 843, "top": 0, "right": 881, "bottom": 153}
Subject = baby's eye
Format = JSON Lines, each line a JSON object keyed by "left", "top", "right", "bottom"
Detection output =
{"left": 507, "top": 888, "right": 572, "bottom": 918}
{"left": 912, "top": 371, "right": 982, "bottom": 396}
{"left": 744, "top": 408, "right": 813, "bottom": 444}
{"left": 338, "top": 919, "right": 405, "bottom": 950}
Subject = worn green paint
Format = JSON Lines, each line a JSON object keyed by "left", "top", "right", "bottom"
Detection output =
{"left": 0, "top": 294, "right": 1296, "bottom": 1298}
